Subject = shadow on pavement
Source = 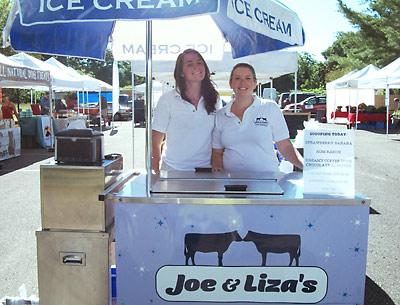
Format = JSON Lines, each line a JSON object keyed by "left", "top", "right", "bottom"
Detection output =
{"left": 365, "top": 275, "right": 396, "bottom": 305}
{"left": 0, "top": 148, "right": 54, "bottom": 176}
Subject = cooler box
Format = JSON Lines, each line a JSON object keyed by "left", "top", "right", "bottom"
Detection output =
{"left": 36, "top": 230, "right": 110, "bottom": 305}
{"left": 40, "top": 157, "right": 123, "bottom": 231}
{"left": 55, "top": 129, "right": 103, "bottom": 166}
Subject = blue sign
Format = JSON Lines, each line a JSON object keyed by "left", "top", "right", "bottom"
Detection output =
{"left": 18, "top": 0, "right": 220, "bottom": 25}
{"left": 115, "top": 203, "right": 368, "bottom": 304}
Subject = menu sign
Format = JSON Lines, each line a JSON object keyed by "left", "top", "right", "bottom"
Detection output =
{"left": 303, "top": 129, "right": 354, "bottom": 197}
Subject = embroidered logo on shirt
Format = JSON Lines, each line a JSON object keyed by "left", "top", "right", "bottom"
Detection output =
{"left": 254, "top": 117, "right": 269, "bottom": 127}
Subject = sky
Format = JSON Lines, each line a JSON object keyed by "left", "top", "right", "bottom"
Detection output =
{"left": 281, "top": 0, "right": 367, "bottom": 61}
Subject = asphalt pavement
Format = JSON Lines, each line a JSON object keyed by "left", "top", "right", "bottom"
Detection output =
{"left": 0, "top": 121, "right": 399, "bottom": 304}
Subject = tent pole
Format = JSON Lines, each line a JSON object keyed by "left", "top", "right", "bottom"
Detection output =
{"left": 77, "top": 91, "right": 80, "bottom": 115}
{"left": 131, "top": 61, "right": 135, "bottom": 169}
{"left": 99, "top": 90, "right": 102, "bottom": 132}
{"left": 385, "top": 85, "right": 389, "bottom": 136}
{"left": 145, "top": 20, "right": 153, "bottom": 195}
{"left": 355, "top": 90, "right": 359, "bottom": 130}
{"left": 294, "top": 71, "right": 298, "bottom": 112}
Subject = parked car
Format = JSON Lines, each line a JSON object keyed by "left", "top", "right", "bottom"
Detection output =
{"left": 283, "top": 95, "right": 327, "bottom": 115}
{"left": 277, "top": 92, "right": 290, "bottom": 108}
{"left": 278, "top": 92, "right": 316, "bottom": 108}
{"left": 107, "top": 95, "right": 145, "bottom": 124}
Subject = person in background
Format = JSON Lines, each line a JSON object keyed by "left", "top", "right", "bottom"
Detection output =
{"left": 152, "top": 48, "right": 221, "bottom": 171}
{"left": 212, "top": 63, "right": 303, "bottom": 173}
{"left": 40, "top": 93, "right": 50, "bottom": 115}
{"left": 55, "top": 98, "right": 67, "bottom": 113}
{"left": 100, "top": 96, "right": 110, "bottom": 127}
{"left": 394, "top": 97, "right": 399, "bottom": 111}
{"left": 1, "top": 95, "right": 19, "bottom": 123}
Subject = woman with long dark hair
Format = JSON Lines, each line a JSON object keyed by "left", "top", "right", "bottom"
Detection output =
{"left": 152, "top": 49, "right": 220, "bottom": 171}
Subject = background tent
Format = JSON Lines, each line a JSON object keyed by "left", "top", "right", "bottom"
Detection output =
{"left": 9, "top": 52, "right": 84, "bottom": 91}
{"left": 356, "top": 57, "right": 400, "bottom": 90}
{"left": 326, "top": 64, "right": 379, "bottom": 122}
{"left": 45, "top": 57, "right": 112, "bottom": 91}
{"left": 0, "top": 53, "right": 50, "bottom": 88}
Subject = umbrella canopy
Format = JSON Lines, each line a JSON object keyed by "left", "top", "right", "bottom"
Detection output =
{"left": 4, "top": 0, "right": 305, "bottom": 60}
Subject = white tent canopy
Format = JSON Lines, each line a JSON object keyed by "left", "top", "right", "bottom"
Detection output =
{"left": 45, "top": 57, "right": 112, "bottom": 91}
{"left": 112, "top": 17, "right": 298, "bottom": 86}
{"left": 355, "top": 57, "right": 400, "bottom": 89}
{"left": 9, "top": 52, "right": 84, "bottom": 91}
{"left": 115, "top": 50, "right": 298, "bottom": 87}
{"left": 0, "top": 53, "right": 50, "bottom": 88}
{"left": 326, "top": 65, "right": 379, "bottom": 122}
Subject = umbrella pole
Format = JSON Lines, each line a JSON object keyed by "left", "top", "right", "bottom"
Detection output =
{"left": 145, "top": 20, "right": 153, "bottom": 196}
{"left": 131, "top": 61, "right": 135, "bottom": 169}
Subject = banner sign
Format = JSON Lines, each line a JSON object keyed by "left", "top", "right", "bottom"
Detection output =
{"left": 227, "top": 0, "right": 304, "bottom": 46}
{"left": 303, "top": 129, "right": 355, "bottom": 197}
{"left": 0, "top": 63, "right": 51, "bottom": 85}
{"left": 116, "top": 203, "right": 368, "bottom": 304}
{"left": 17, "top": 0, "right": 219, "bottom": 25}
{"left": 39, "top": 116, "right": 54, "bottom": 148}
{"left": 0, "top": 127, "right": 21, "bottom": 161}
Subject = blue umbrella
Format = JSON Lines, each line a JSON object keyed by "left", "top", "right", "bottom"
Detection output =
{"left": 4, "top": 0, "right": 305, "bottom": 181}
{"left": 5, "top": 0, "right": 305, "bottom": 60}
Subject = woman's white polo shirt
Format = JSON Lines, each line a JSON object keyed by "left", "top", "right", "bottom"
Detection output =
{"left": 212, "top": 97, "right": 289, "bottom": 172}
{"left": 152, "top": 89, "right": 218, "bottom": 170}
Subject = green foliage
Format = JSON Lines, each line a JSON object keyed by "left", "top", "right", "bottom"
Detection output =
{"left": 324, "top": 0, "right": 400, "bottom": 72}
{"left": 297, "top": 53, "right": 326, "bottom": 91}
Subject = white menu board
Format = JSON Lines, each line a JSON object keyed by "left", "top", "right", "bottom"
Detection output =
{"left": 303, "top": 129, "right": 354, "bottom": 197}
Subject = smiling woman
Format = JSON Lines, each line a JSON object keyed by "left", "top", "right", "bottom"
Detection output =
{"left": 212, "top": 63, "right": 304, "bottom": 173}
{"left": 151, "top": 48, "right": 220, "bottom": 172}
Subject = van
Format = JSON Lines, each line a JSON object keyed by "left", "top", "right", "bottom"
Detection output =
{"left": 288, "top": 92, "right": 316, "bottom": 104}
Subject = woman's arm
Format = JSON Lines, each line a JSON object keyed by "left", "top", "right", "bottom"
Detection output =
{"left": 152, "top": 130, "right": 166, "bottom": 172}
{"left": 212, "top": 148, "right": 224, "bottom": 171}
{"left": 276, "top": 139, "right": 304, "bottom": 170}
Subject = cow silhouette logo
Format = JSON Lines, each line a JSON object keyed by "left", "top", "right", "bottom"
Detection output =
{"left": 184, "top": 231, "right": 242, "bottom": 266}
{"left": 254, "top": 117, "right": 269, "bottom": 127}
{"left": 243, "top": 231, "right": 301, "bottom": 266}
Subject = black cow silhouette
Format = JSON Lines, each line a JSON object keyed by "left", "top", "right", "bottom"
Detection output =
{"left": 243, "top": 231, "right": 301, "bottom": 266}
{"left": 184, "top": 231, "right": 242, "bottom": 266}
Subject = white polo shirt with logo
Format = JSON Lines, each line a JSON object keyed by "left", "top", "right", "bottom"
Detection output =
{"left": 212, "top": 97, "right": 289, "bottom": 172}
{"left": 152, "top": 89, "right": 220, "bottom": 171}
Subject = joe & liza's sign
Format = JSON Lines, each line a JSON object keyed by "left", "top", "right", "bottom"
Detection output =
{"left": 115, "top": 203, "right": 368, "bottom": 304}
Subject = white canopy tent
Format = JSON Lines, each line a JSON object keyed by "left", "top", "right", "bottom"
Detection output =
{"left": 326, "top": 64, "right": 379, "bottom": 123}
{"left": 9, "top": 52, "right": 84, "bottom": 91}
{"left": 45, "top": 57, "right": 112, "bottom": 91}
{"left": 0, "top": 53, "right": 51, "bottom": 89}
{"left": 111, "top": 16, "right": 299, "bottom": 97}
{"left": 352, "top": 58, "right": 400, "bottom": 134}
{"left": 356, "top": 57, "right": 400, "bottom": 89}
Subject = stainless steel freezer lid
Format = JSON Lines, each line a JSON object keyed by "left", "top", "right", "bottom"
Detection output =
{"left": 151, "top": 179, "right": 284, "bottom": 195}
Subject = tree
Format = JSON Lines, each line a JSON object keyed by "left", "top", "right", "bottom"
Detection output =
{"left": 324, "top": 0, "right": 400, "bottom": 77}
{"left": 297, "top": 53, "right": 326, "bottom": 91}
